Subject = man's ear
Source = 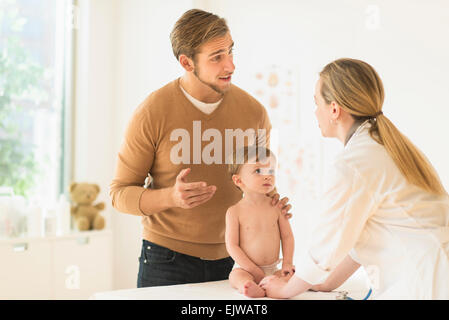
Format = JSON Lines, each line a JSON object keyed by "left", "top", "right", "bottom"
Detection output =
{"left": 179, "top": 54, "right": 194, "bottom": 72}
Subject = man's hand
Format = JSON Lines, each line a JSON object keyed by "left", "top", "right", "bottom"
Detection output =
{"left": 170, "top": 168, "right": 216, "bottom": 209}
{"left": 267, "top": 192, "right": 292, "bottom": 219}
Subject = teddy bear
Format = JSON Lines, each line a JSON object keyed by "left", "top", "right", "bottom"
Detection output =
{"left": 69, "top": 182, "right": 105, "bottom": 231}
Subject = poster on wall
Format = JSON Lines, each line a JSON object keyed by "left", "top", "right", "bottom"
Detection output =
{"left": 246, "top": 65, "right": 322, "bottom": 221}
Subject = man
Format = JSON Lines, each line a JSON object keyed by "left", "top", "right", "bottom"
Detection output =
{"left": 110, "top": 9, "right": 292, "bottom": 288}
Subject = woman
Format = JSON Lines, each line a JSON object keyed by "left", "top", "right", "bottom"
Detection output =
{"left": 260, "top": 58, "right": 449, "bottom": 299}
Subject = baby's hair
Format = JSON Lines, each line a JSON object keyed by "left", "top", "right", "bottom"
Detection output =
{"left": 227, "top": 145, "right": 275, "bottom": 177}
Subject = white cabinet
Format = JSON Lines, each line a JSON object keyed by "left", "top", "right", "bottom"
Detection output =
{"left": 52, "top": 232, "right": 112, "bottom": 299}
{"left": 0, "top": 239, "right": 53, "bottom": 299}
{"left": 0, "top": 230, "right": 112, "bottom": 299}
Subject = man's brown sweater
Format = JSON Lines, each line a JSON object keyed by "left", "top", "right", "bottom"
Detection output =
{"left": 110, "top": 78, "right": 271, "bottom": 259}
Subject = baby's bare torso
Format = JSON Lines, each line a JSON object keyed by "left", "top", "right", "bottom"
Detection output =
{"left": 236, "top": 200, "right": 280, "bottom": 266}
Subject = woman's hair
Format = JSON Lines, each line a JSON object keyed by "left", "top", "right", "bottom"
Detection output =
{"left": 320, "top": 58, "right": 447, "bottom": 196}
{"left": 170, "top": 9, "right": 229, "bottom": 61}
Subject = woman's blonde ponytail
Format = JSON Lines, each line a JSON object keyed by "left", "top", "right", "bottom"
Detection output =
{"left": 320, "top": 58, "right": 447, "bottom": 196}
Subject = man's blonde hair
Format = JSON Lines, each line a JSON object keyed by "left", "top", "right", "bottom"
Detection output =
{"left": 320, "top": 58, "right": 447, "bottom": 196}
{"left": 170, "top": 9, "right": 229, "bottom": 61}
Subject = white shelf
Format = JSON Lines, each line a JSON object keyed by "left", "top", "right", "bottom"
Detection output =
{"left": 0, "top": 229, "right": 112, "bottom": 244}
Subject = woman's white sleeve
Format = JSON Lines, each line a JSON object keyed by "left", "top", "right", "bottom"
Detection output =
{"left": 295, "top": 159, "right": 377, "bottom": 285}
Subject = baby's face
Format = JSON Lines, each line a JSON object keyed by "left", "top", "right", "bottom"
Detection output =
{"left": 236, "top": 156, "right": 276, "bottom": 194}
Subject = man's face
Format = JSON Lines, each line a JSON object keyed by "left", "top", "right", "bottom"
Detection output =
{"left": 192, "top": 32, "right": 235, "bottom": 94}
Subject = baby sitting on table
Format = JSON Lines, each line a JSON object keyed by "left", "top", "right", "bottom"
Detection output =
{"left": 225, "top": 145, "right": 295, "bottom": 298}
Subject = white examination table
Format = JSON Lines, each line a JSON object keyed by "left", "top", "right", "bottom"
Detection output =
{"left": 91, "top": 269, "right": 370, "bottom": 300}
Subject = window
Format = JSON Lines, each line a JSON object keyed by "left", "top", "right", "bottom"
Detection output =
{"left": 0, "top": 0, "right": 74, "bottom": 206}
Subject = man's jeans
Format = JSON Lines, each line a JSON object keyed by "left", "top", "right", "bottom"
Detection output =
{"left": 137, "top": 239, "right": 235, "bottom": 287}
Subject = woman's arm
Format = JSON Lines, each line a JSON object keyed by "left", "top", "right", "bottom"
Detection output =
{"left": 310, "top": 254, "right": 361, "bottom": 292}
{"left": 293, "top": 160, "right": 376, "bottom": 288}
{"left": 261, "top": 255, "right": 360, "bottom": 298}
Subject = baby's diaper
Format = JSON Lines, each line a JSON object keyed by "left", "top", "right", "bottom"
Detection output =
{"left": 234, "top": 259, "right": 282, "bottom": 276}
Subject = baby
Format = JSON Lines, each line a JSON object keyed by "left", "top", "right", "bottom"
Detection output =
{"left": 225, "top": 145, "right": 295, "bottom": 298}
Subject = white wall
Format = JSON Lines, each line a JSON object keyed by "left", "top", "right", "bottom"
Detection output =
{"left": 75, "top": 0, "right": 449, "bottom": 290}
{"left": 73, "top": 0, "right": 121, "bottom": 288}
{"left": 211, "top": 0, "right": 449, "bottom": 185}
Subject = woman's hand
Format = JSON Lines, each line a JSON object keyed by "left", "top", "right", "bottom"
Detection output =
{"left": 309, "top": 284, "right": 323, "bottom": 292}
{"left": 259, "top": 275, "right": 289, "bottom": 299}
{"left": 260, "top": 274, "right": 313, "bottom": 299}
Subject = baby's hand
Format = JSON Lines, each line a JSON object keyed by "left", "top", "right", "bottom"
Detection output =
{"left": 281, "top": 263, "right": 295, "bottom": 277}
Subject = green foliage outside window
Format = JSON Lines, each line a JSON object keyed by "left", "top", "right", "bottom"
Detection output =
{"left": 0, "top": 2, "right": 47, "bottom": 197}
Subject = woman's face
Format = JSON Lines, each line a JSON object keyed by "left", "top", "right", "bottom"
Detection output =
{"left": 314, "top": 78, "right": 335, "bottom": 138}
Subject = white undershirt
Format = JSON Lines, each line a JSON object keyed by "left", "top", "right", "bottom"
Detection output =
{"left": 180, "top": 85, "right": 222, "bottom": 115}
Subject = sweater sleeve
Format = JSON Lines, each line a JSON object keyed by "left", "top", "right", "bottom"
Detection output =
{"left": 257, "top": 105, "right": 272, "bottom": 148}
{"left": 109, "top": 102, "right": 156, "bottom": 216}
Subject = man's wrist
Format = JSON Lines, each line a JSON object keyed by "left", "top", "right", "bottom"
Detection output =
{"left": 139, "top": 186, "right": 176, "bottom": 215}
{"left": 165, "top": 185, "right": 175, "bottom": 208}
